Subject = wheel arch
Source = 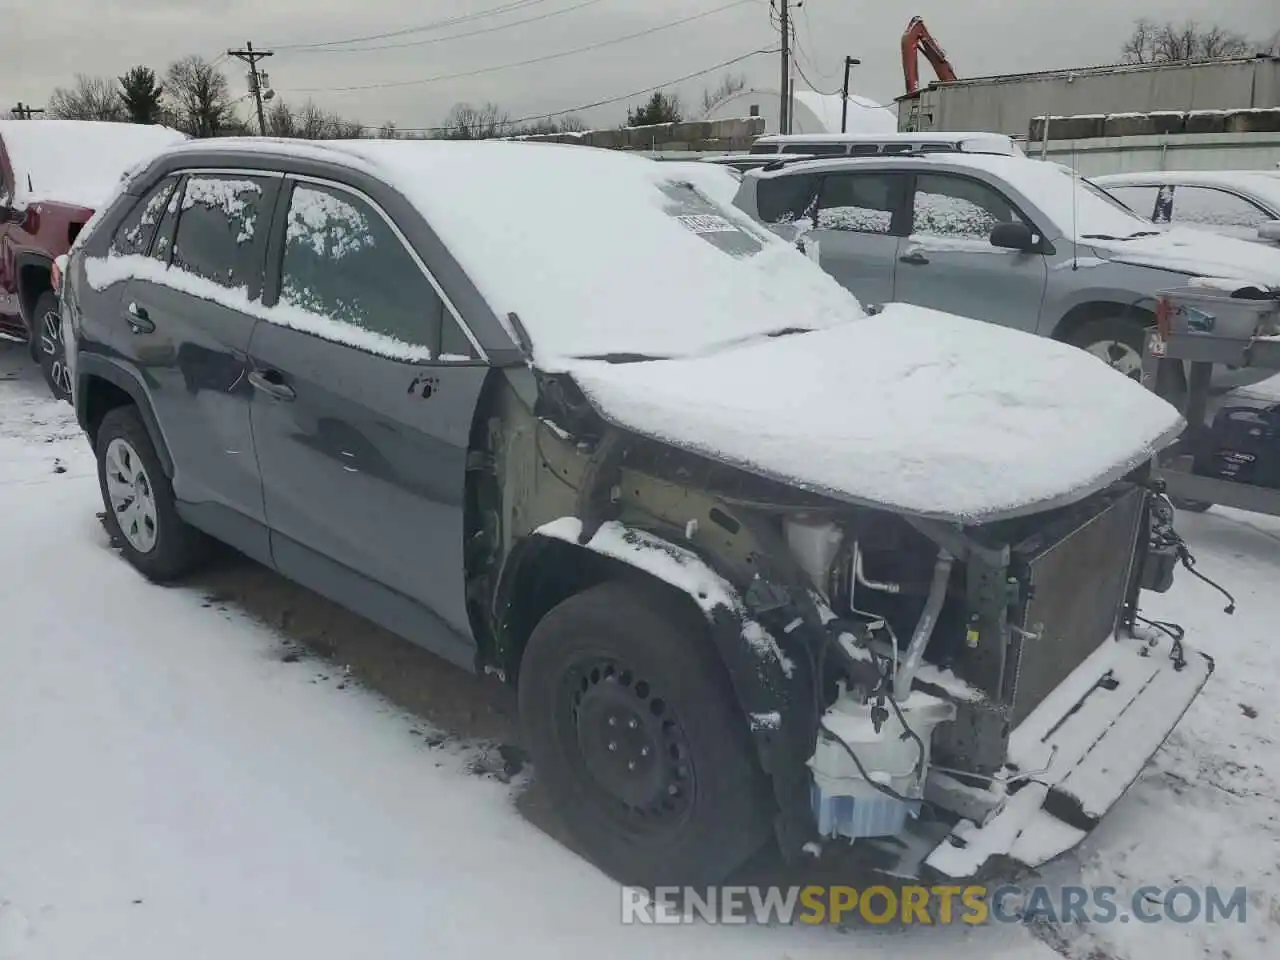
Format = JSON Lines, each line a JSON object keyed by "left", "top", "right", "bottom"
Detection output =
{"left": 14, "top": 251, "right": 54, "bottom": 332}
{"left": 1050, "top": 298, "right": 1156, "bottom": 344}
{"left": 492, "top": 520, "right": 815, "bottom": 853}
{"left": 75, "top": 354, "right": 174, "bottom": 478}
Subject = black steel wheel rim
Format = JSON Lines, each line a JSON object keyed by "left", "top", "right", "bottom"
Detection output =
{"left": 558, "top": 655, "right": 695, "bottom": 833}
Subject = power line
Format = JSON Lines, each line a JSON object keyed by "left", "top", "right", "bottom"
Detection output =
{"left": 276, "top": 47, "right": 775, "bottom": 134}
{"left": 284, "top": 0, "right": 611, "bottom": 54}
{"left": 284, "top": 0, "right": 758, "bottom": 94}
{"left": 273, "top": 0, "right": 553, "bottom": 51}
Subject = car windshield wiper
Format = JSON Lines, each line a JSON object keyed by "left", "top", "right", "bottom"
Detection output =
{"left": 766, "top": 326, "right": 813, "bottom": 338}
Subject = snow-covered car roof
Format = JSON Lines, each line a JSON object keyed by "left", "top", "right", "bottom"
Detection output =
{"left": 1093, "top": 170, "right": 1280, "bottom": 212}
{"left": 133, "top": 138, "right": 1182, "bottom": 521}
{"left": 0, "top": 120, "right": 189, "bottom": 209}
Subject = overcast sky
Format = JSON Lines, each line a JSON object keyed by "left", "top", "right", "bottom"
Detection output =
{"left": 2, "top": 0, "right": 1275, "bottom": 131}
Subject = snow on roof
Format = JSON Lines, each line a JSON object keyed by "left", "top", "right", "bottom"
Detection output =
{"left": 568, "top": 305, "right": 1183, "bottom": 522}
{"left": 790, "top": 90, "right": 898, "bottom": 135}
{"left": 0, "top": 120, "right": 188, "bottom": 209}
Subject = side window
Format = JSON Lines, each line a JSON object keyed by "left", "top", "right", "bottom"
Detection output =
{"left": 277, "top": 182, "right": 459, "bottom": 357}
{"left": 1105, "top": 185, "right": 1160, "bottom": 219}
{"left": 817, "top": 172, "right": 903, "bottom": 235}
{"left": 755, "top": 173, "right": 819, "bottom": 225}
{"left": 911, "top": 174, "right": 1022, "bottom": 240}
{"left": 109, "top": 176, "right": 179, "bottom": 257}
{"left": 1170, "top": 186, "right": 1271, "bottom": 230}
{"left": 171, "top": 175, "right": 271, "bottom": 289}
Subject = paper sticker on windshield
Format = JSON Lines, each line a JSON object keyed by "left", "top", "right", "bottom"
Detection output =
{"left": 676, "top": 214, "right": 739, "bottom": 235}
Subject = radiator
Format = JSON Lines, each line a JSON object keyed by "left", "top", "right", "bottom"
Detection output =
{"left": 1004, "top": 486, "right": 1147, "bottom": 726}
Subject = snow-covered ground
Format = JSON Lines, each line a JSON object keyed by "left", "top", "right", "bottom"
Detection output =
{"left": 0, "top": 341, "right": 1275, "bottom": 958}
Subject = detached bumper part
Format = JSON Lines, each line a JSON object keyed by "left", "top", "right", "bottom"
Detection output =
{"left": 925, "top": 629, "right": 1212, "bottom": 878}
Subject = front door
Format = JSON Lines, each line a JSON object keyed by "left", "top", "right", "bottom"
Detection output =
{"left": 893, "top": 173, "right": 1048, "bottom": 334}
{"left": 810, "top": 171, "right": 908, "bottom": 308}
{"left": 249, "top": 178, "right": 489, "bottom": 664}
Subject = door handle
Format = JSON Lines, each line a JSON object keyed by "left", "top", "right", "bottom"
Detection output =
{"left": 247, "top": 370, "right": 296, "bottom": 401}
{"left": 899, "top": 251, "right": 930, "bottom": 266}
{"left": 125, "top": 302, "right": 155, "bottom": 333}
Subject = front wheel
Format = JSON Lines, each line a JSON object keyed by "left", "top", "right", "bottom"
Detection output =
{"left": 518, "top": 580, "right": 774, "bottom": 887}
{"left": 1068, "top": 315, "right": 1146, "bottom": 380}
{"left": 33, "top": 292, "right": 71, "bottom": 402}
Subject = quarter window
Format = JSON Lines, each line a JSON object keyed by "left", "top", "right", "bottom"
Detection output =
{"left": 912, "top": 174, "right": 1022, "bottom": 240}
{"left": 817, "top": 173, "right": 903, "bottom": 234}
{"left": 278, "top": 182, "right": 460, "bottom": 357}
{"left": 1105, "top": 184, "right": 1160, "bottom": 219}
{"left": 171, "top": 175, "right": 270, "bottom": 289}
{"left": 755, "top": 173, "right": 819, "bottom": 224}
{"left": 109, "top": 176, "right": 179, "bottom": 257}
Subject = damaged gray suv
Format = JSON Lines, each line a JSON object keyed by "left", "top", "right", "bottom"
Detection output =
{"left": 62, "top": 138, "right": 1213, "bottom": 886}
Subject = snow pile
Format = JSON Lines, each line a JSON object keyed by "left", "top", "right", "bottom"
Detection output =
{"left": 323, "top": 140, "right": 862, "bottom": 365}
{"left": 0, "top": 120, "right": 187, "bottom": 209}
{"left": 566, "top": 306, "right": 1183, "bottom": 521}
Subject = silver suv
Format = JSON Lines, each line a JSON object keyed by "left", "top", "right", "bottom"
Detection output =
{"left": 733, "top": 153, "right": 1280, "bottom": 378}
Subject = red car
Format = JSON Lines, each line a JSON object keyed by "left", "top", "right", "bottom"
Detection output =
{"left": 1, "top": 119, "right": 188, "bottom": 397}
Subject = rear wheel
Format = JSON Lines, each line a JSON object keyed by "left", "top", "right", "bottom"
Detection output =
{"left": 518, "top": 580, "right": 774, "bottom": 887}
{"left": 95, "top": 406, "right": 208, "bottom": 581}
{"left": 34, "top": 292, "right": 71, "bottom": 402}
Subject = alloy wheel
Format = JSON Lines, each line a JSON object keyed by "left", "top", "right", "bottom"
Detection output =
{"left": 40, "top": 309, "right": 72, "bottom": 397}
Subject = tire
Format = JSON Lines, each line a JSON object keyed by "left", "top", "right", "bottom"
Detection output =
{"left": 518, "top": 580, "right": 774, "bottom": 887}
{"left": 1068, "top": 315, "right": 1148, "bottom": 381}
{"left": 1068, "top": 313, "right": 1187, "bottom": 400}
{"left": 33, "top": 291, "right": 71, "bottom": 402}
{"left": 95, "top": 406, "right": 207, "bottom": 581}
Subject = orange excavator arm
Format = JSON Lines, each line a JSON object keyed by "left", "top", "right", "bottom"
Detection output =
{"left": 902, "top": 15, "right": 958, "bottom": 94}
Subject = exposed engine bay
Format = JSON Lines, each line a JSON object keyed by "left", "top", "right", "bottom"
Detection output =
{"left": 473, "top": 367, "right": 1227, "bottom": 880}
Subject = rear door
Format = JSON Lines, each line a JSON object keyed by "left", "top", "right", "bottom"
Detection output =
{"left": 809, "top": 170, "right": 908, "bottom": 307}
{"left": 249, "top": 176, "right": 489, "bottom": 663}
{"left": 893, "top": 172, "right": 1047, "bottom": 333}
{"left": 119, "top": 171, "right": 279, "bottom": 562}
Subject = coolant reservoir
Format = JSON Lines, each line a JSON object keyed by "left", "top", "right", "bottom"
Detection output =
{"left": 809, "top": 692, "right": 956, "bottom": 841}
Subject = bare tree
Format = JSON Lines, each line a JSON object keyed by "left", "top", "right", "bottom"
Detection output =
{"left": 436, "top": 102, "right": 511, "bottom": 139}
{"left": 47, "top": 74, "right": 125, "bottom": 121}
{"left": 165, "top": 56, "right": 233, "bottom": 138}
{"left": 699, "top": 72, "right": 747, "bottom": 118}
{"left": 1122, "top": 18, "right": 1251, "bottom": 62}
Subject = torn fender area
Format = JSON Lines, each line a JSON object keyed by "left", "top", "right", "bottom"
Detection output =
{"left": 531, "top": 517, "right": 822, "bottom": 855}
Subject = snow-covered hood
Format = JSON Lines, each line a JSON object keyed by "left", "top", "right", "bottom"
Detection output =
{"left": 1089, "top": 227, "right": 1280, "bottom": 286}
{"left": 562, "top": 306, "right": 1184, "bottom": 523}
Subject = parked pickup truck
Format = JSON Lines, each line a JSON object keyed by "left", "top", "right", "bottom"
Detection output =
{"left": 0, "top": 119, "right": 187, "bottom": 398}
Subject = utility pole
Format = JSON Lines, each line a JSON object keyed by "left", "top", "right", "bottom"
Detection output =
{"left": 11, "top": 102, "right": 45, "bottom": 120}
{"left": 228, "top": 41, "right": 274, "bottom": 135}
{"left": 840, "top": 57, "right": 862, "bottom": 133}
{"left": 777, "top": 0, "right": 790, "bottom": 134}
